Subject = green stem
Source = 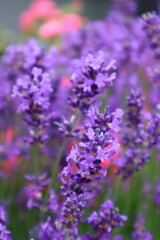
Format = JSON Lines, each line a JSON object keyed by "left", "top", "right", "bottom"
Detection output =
{"left": 65, "top": 230, "right": 69, "bottom": 240}
{"left": 51, "top": 137, "right": 68, "bottom": 186}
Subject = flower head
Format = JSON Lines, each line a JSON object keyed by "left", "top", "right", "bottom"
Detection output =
{"left": 68, "top": 51, "right": 116, "bottom": 112}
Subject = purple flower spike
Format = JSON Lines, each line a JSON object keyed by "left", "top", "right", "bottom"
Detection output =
{"left": 12, "top": 67, "right": 53, "bottom": 145}
{"left": 68, "top": 51, "right": 116, "bottom": 112}
{"left": 12, "top": 67, "right": 52, "bottom": 113}
{"left": 88, "top": 200, "right": 127, "bottom": 239}
{"left": 117, "top": 89, "right": 156, "bottom": 179}
{"left": 142, "top": 12, "right": 160, "bottom": 59}
{"left": 59, "top": 101, "right": 123, "bottom": 232}
{"left": 61, "top": 192, "right": 86, "bottom": 229}
{"left": 131, "top": 215, "right": 153, "bottom": 240}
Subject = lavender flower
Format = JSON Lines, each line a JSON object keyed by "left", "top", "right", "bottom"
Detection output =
{"left": 84, "top": 101, "right": 124, "bottom": 133}
{"left": 0, "top": 68, "right": 11, "bottom": 111}
{"left": 68, "top": 51, "right": 116, "bottom": 112}
{"left": 35, "top": 217, "right": 78, "bottom": 240}
{"left": 87, "top": 200, "right": 127, "bottom": 239}
{"left": 47, "top": 189, "right": 59, "bottom": 214}
{"left": 147, "top": 67, "right": 160, "bottom": 84}
{"left": 142, "top": 12, "right": 160, "bottom": 59}
{"left": 2, "top": 38, "right": 55, "bottom": 78}
{"left": 24, "top": 173, "right": 58, "bottom": 213}
{"left": 59, "top": 102, "right": 123, "bottom": 232}
{"left": 147, "top": 110, "right": 160, "bottom": 150}
{"left": 12, "top": 67, "right": 53, "bottom": 145}
{"left": 131, "top": 215, "right": 153, "bottom": 240}
{"left": 126, "top": 89, "right": 144, "bottom": 126}
{"left": 24, "top": 173, "right": 51, "bottom": 210}
{"left": 53, "top": 115, "right": 80, "bottom": 138}
{"left": 117, "top": 89, "right": 150, "bottom": 179}
{"left": 37, "top": 217, "right": 64, "bottom": 240}
{"left": 147, "top": 67, "right": 160, "bottom": 106}
{"left": 0, "top": 224, "right": 12, "bottom": 240}
{"left": 0, "top": 206, "right": 7, "bottom": 224}
{"left": 12, "top": 67, "right": 52, "bottom": 113}
{"left": 61, "top": 192, "right": 86, "bottom": 229}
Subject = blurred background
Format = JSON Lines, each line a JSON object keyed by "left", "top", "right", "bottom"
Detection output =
{"left": 0, "top": 0, "right": 158, "bottom": 33}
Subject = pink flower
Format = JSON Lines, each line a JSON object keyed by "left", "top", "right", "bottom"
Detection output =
{"left": 19, "top": 0, "right": 83, "bottom": 36}
{"left": 38, "top": 19, "right": 63, "bottom": 39}
{"left": 29, "top": 0, "right": 59, "bottom": 20}
{"left": 61, "top": 13, "right": 83, "bottom": 32}
{"left": 19, "top": 10, "right": 36, "bottom": 32}
{"left": 19, "top": 0, "right": 62, "bottom": 32}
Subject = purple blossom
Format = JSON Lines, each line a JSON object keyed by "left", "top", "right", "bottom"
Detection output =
{"left": 24, "top": 173, "right": 58, "bottom": 213}
{"left": 87, "top": 200, "right": 127, "bottom": 239}
{"left": 84, "top": 102, "right": 124, "bottom": 134}
{"left": 37, "top": 217, "right": 64, "bottom": 240}
{"left": 2, "top": 39, "right": 45, "bottom": 80}
{"left": 117, "top": 89, "right": 153, "bottom": 179}
{"left": 12, "top": 67, "right": 53, "bottom": 145}
{"left": 47, "top": 189, "right": 59, "bottom": 214}
{"left": 0, "top": 207, "right": 7, "bottom": 223}
{"left": 61, "top": 192, "right": 86, "bottom": 229}
{"left": 53, "top": 115, "right": 80, "bottom": 138}
{"left": 147, "top": 111, "right": 160, "bottom": 149}
{"left": 126, "top": 89, "right": 144, "bottom": 126}
{"left": 0, "top": 224, "right": 12, "bottom": 240}
{"left": 147, "top": 67, "right": 160, "bottom": 84}
{"left": 142, "top": 12, "right": 160, "bottom": 59}
{"left": 68, "top": 51, "right": 116, "bottom": 112}
{"left": 12, "top": 67, "right": 52, "bottom": 113}
{"left": 131, "top": 215, "right": 153, "bottom": 240}
{"left": 59, "top": 102, "right": 122, "bottom": 232}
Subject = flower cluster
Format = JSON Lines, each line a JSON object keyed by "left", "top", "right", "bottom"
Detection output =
{"left": 59, "top": 102, "right": 123, "bottom": 234}
{"left": 36, "top": 217, "right": 78, "bottom": 240}
{"left": 12, "top": 67, "right": 53, "bottom": 145}
{"left": 68, "top": 51, "right": 116, "bottom": 112}
{"left": 12, "top": 67, "right": 52, "bottom": 113}
{"left": 24, "top": 173, "right": 58, "bottom": 213}
{"left": 131, "top": 215, "right": 153, "bottom": 240}
{"left": 142, "top": 12, "right": 160, "bottom": 59}
{"left": 87, "top": 200, "right": 127, "bottom": 239}
{"left": 61, "top": 192, "right": 86, "bottom": 229}
{"left": 117, "top": 90, "right": 153, "bottom": 179}
{"left": 147, "top": 109, "right": 160, "bottom": 151}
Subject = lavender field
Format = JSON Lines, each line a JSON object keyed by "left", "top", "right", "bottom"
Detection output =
{"left": 0, "top": 0, "right": 160, "bottom": 239}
